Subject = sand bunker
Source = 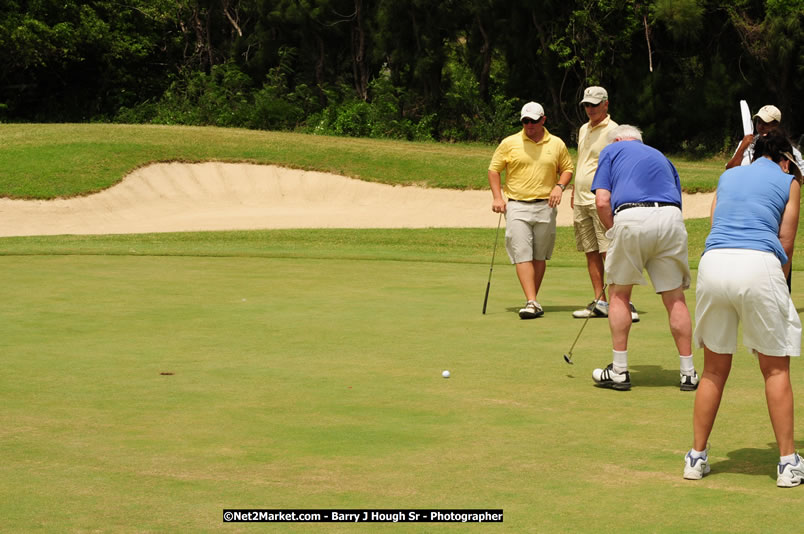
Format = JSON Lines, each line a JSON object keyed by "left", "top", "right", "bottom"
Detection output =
{"left": 0, "top": 162, "right": 713, "bottom": 237}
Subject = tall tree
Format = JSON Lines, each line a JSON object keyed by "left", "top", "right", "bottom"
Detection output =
{"left": 463, "top": 0, "right": 508, "bottom": 103}
{"left": 496, "top": 0, "right": 574, "bottom": 138}
{"left": 375, "top": 0, "right": 462, "bottom": 112}
{"left": 728, "top": 0, "right": 804, "bottom": 128}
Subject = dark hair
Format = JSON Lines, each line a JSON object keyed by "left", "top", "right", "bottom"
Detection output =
{"left": 752, "top": 130, "right": 794, "bottom": 164}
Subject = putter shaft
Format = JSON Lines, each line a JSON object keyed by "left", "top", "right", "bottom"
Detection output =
{"left": 482, "top": 212, "right": 503, "bottom": 314}
{"left": 563, "top": 284, "right": 607, "bottom": 364}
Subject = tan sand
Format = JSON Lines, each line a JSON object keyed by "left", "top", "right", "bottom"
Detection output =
{"left": 0, "top": 162, "right": 713, "bottom": 237}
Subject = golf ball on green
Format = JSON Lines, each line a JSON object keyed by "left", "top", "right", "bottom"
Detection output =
{"left": 442, "top": 370, "right": 450, "bottom": 378}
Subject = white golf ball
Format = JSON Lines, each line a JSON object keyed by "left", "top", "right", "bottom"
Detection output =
{"left": 442, "top": 370, "right": 450, "bottom": 378}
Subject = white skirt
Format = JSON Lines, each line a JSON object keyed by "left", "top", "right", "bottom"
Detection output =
{"left": 694, "top": 248, "right": 801, "bottom": 356}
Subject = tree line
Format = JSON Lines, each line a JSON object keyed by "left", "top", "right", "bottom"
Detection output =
{"left": 1, "top": 0, "right": 802, "bottom": 153}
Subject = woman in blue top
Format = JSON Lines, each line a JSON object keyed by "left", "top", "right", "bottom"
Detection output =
{"left": 684, "top": 131, "right": 804, "bottom": 487}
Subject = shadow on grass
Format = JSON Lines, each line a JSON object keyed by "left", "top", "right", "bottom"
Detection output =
{"left": 504, "top": 305, "right": 577, "bottom": 313}
{"left": 710, "top": 441, "right": 804, "bottom": 480}
{"left": 503, "top": 305, "right": 639, "bottom": 314}
{"left": 560, "top": 364, "right": 681, "bottom": 386}
{"left": 502, "top": 305, "right": 652, "bottom": 318}
{"left": 629, "top": 365, "right": 681, "bottom": 388}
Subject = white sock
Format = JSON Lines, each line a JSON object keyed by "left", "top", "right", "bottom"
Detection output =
{"left": 780, "top": 452, "right": 798, "bottom": 465}
{"left": 680, "top": 355, "right": 695, "bottom": 375}
{"left": 613, "top": 350, "right": 628, "bottom": 373}
{"left": 689, "top": 448, "right": 707, "bottom": 459}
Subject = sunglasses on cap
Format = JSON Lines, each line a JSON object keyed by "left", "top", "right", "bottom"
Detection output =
{"left": 521, "top": 117, "right": 541, "bottom": 124}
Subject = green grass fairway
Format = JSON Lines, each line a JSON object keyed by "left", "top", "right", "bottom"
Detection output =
{"left": 3, "top": 252, "right": 804, "bottom": 532}
{"left": 1, "top": 125, "right": 801, "bottom": 531}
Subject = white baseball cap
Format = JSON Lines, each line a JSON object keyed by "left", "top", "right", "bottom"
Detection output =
{"left": 580, "top": 86, "right": 608, "bottom": 105}
{"left": 520, "top": 102, "right": 544, "bottom": 121}
{"left": 754, "top": 105, "right": 782, "bottom": 123}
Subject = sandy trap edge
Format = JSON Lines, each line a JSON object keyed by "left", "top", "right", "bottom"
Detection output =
{"left": 0, "top": 162, "right": 714, "bottom": 237}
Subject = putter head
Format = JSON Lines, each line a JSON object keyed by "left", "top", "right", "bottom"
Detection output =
{"left": 563, "top": 354, "right": 573, "bottom": 365}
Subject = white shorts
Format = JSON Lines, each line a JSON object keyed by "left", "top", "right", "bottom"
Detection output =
{"left": 505, "top": 200, "right": 556, "bottom": 263}
{"left": 604, "top": 206, "right": 691, "bottom": 292}
{"left": 694, "top": 248, "right": 801, "bottom": 357}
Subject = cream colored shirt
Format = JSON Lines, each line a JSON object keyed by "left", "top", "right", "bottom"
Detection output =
{"left": 488, "top": 128, "right": 574, "bottom": 201}
{"left": 574, "top": 115, "right": 618, "bottom": 206}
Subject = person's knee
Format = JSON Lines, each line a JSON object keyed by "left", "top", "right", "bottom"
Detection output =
{"left": 702, "top": 367, "right": 730, "bottom": 388}
{"left": 585, "top": 250, "right": 603, "bottom": 262}
{"left": 703, "top": 365, "right": 731, "bottom": 386}
{"left": 661, "top": 286, "right": 688, "bottom": 308}
{"left": 758, "top": 354, "right": 790, "bottom": 378}
{"left": 608, "top": 284, "right": 632, "bottom": 302}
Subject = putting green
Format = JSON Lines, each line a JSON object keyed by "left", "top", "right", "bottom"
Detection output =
{"left": 2, "top": 254, "right": 803, "bottom": 532}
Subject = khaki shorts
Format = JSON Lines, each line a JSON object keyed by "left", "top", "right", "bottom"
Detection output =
{"left": 694, "top": 248, "right": 801, "bottom": 356}
{"left": 604, "top": 206, "right": 691, "bottom": 292}
{"left": 573, "top": 203, "right": 610, "bottom": 253}
{"left": 505, "top": 200, "right": 556, "bottom": 263}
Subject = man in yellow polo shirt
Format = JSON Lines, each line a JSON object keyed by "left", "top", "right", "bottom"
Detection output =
{"left": 488, "top": 101, "right": 574, "bottom": 319}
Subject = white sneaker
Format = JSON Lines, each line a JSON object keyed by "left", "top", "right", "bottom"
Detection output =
{"left": 572, "top": 300, "right": 609, "bottom": 318}
{"left": 592, "top": 363, "right": 631, "bottom": 391}
{"left": 518, "top": 300, "right": 543, "bottom": 319}
{"left": 630, "top": 302, "right": 640, "bottom": 323}
{"left": 683, "top": 447, "right": 710, "bottom": 480}
{"left": 777, "top": 454, "right": 804, "bottom": 487}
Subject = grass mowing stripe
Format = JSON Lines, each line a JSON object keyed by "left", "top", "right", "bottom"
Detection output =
{"left": 5, "top": 220, "right": 804, "bottom": 273}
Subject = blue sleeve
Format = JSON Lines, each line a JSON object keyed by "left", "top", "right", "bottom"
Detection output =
{"left": 668, "top": 158, "right": 682, "bottom": 196}
{"left": 591, "top": 149, "right": 612, "bottom": 193}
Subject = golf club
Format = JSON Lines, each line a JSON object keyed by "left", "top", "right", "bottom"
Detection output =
{"left": 563, "top": 284, "right": 608, "bottom": 365}
{"left": 739, "top": 99, "right": 752, "bottom": 136}
{"left": 482, "top": 212, "right": 503, "bottom": 314}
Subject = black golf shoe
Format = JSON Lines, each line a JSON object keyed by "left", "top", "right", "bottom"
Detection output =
{"left": 680, "top": 371, "right": 699, "bottom": 391}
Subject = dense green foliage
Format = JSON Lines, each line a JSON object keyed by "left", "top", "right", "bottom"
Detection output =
{"left": 1, "top": 1, "right": 802, "bottom": 151}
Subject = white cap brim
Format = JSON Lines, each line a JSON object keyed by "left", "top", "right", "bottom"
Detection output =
{"left": 580, "top": 97, "right": 604, "bottom": 105}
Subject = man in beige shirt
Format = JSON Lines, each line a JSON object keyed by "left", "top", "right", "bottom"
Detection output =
{"left": 571, "top": 86, "right": 638, "bottom": 322}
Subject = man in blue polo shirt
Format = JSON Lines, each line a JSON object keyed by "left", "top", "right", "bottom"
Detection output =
{"left": 589, "top": 124, "right": 699, "bottom": 391}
